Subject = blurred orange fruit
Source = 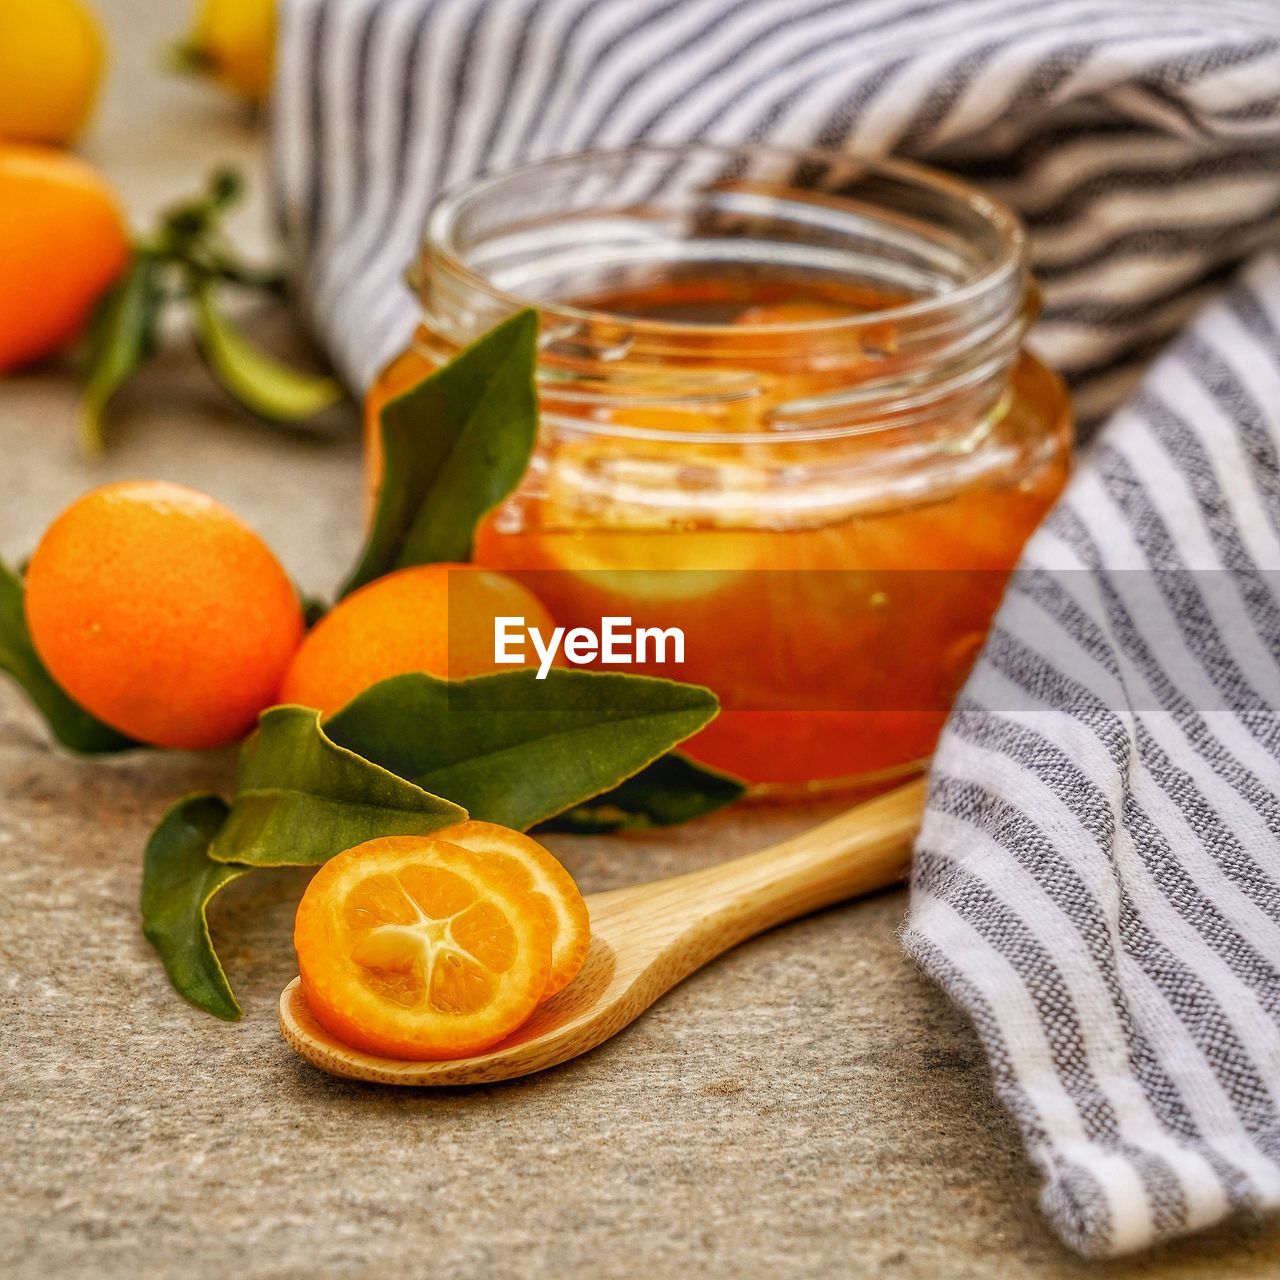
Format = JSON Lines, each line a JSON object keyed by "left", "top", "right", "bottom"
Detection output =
{"left": 0, "top": 0, "right": 105, "bottom": 145}
{"left": 0, "top": 144, "right": 129, "bottom": 373}
{"left": 186, "top": 0, "right": 276, "bottom": 104}
{"left": 436, "top": 820, "right": 589, "bottom": 1001}
{"left": 25, "top": 480, "right": 304, "bottom": 750}
{"left": 280, "top": 562, "right": 556, "bottom": 715}
{"left": 295, "top": 835, "right": 554, "bottom": 1059}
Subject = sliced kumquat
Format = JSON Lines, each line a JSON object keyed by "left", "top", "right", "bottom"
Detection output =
{"left": 435, "top": 820, "right": 590, "bottom": 1001}
{"left": 294, "top": 837, "right": 553, "bottom": 1060}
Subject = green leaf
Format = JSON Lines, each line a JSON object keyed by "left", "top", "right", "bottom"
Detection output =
{"left": 324, "top": 669, "right": 720, "bottom": 832}
{"left": 156, "top": 171, "right": 285, "bottom": 290}
{"left": 192, "top": 285, "right": 344, "bottom": 424}
{"left": 158, "top": 169, "right": 243, "bottom": 247}
{"left": 537, "top": 752, "right": 746, "bottom": 833}
{"left": 77, "top": 172, "right": 308, "bottom": 454}
{"left": 79, "top": 251, "right": 165, "bottom": 454}
{"left": 140, "top": 793, "right": 248, "bottom": 1021}
{"left": 209, "top": 704, "right": 465, "bottom": 866}
{"left": 0, "top": 559, "right": 136, "bottom": 754}
{"left": 340, "top": 309, "right": 539, "bottom": 597}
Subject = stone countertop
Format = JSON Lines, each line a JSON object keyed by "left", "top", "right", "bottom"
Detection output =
{"left": 3, "top": 3, "right": 1279, "bottom": 1276}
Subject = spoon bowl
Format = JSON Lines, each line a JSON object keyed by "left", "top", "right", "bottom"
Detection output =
{"left": 280, "top": 778, "right": 926, "bottom": 1086}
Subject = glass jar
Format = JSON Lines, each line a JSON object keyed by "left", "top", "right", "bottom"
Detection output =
{"left": 366, "top": 144, "right": 1071, "bottom": 796}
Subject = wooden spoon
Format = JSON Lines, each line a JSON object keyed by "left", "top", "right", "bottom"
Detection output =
{"left": 279, "top": 777, "right": 926, "bottom": 1086}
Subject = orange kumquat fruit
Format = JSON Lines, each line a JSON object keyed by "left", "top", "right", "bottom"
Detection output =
{"left": 0, "top": 144, "right": 129, "bottom": 373}
{"left": 0, "top": 0, "right": 105, "bottom": 146}
{"left": 279, "top": 562, "right": 556, "bottom": 716}
{"left": 25, "top": 480, "right": 304, "bottom": 750}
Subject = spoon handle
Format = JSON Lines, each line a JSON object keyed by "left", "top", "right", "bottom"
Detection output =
{"left": 591, "top": 778, "right": 927, "bottom": 970}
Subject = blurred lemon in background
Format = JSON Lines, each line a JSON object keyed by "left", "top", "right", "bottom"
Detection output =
{"left": 183, "top": 0, "right": 276, "bottom": 104}
{"left": 0, "top": 0, "right": 106, "bottom": 144}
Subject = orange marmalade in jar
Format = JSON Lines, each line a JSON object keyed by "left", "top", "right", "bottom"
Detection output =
{"left": 367, "top": 145, "right": 1071, "bottom": 796}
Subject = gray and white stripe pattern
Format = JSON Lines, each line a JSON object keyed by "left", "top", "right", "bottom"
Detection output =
{"left": 270, "top": 0, "right": 1280, "bottom": 1256}
{"left": 273, "top": 0, "right": 1280, "bottom": 431}
{"left": 904, "top": 248, "right": 1280, "bottom": 1257}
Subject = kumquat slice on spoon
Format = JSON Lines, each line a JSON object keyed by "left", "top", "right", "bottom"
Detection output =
{"left": 293, "top": 835, "right": 576, "bottom": 1061}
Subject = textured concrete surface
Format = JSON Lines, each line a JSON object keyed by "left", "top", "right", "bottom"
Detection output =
{"left": 3, "top": 3, "right": 1280, "bottom": 1277}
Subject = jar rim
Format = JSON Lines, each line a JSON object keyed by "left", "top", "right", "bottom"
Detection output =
{"left": 424, "top": 141, "right": 1028, "bottom": 337}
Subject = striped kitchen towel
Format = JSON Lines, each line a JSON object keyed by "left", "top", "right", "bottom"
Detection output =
{"left": 903, "top": 253, "right": 1280, "bottom": 1256}
{"left": 270, "top": 0, "right": 1280, "bottom": 1257}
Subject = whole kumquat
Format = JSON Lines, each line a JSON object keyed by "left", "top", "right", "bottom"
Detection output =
{"left": 183, "top": 0, "right": 276, "bottom": 105}
{"left": 0, "top": 0, "right": 105, "bottom": 145}
{"left": 0, "top": 144, "right": 129, "bottom": 373}
{"left": 279, "top": 562, "right": 556, "bottom": 716}
{"left": 25, "top": 480, "right": 304, "bottom": 750}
